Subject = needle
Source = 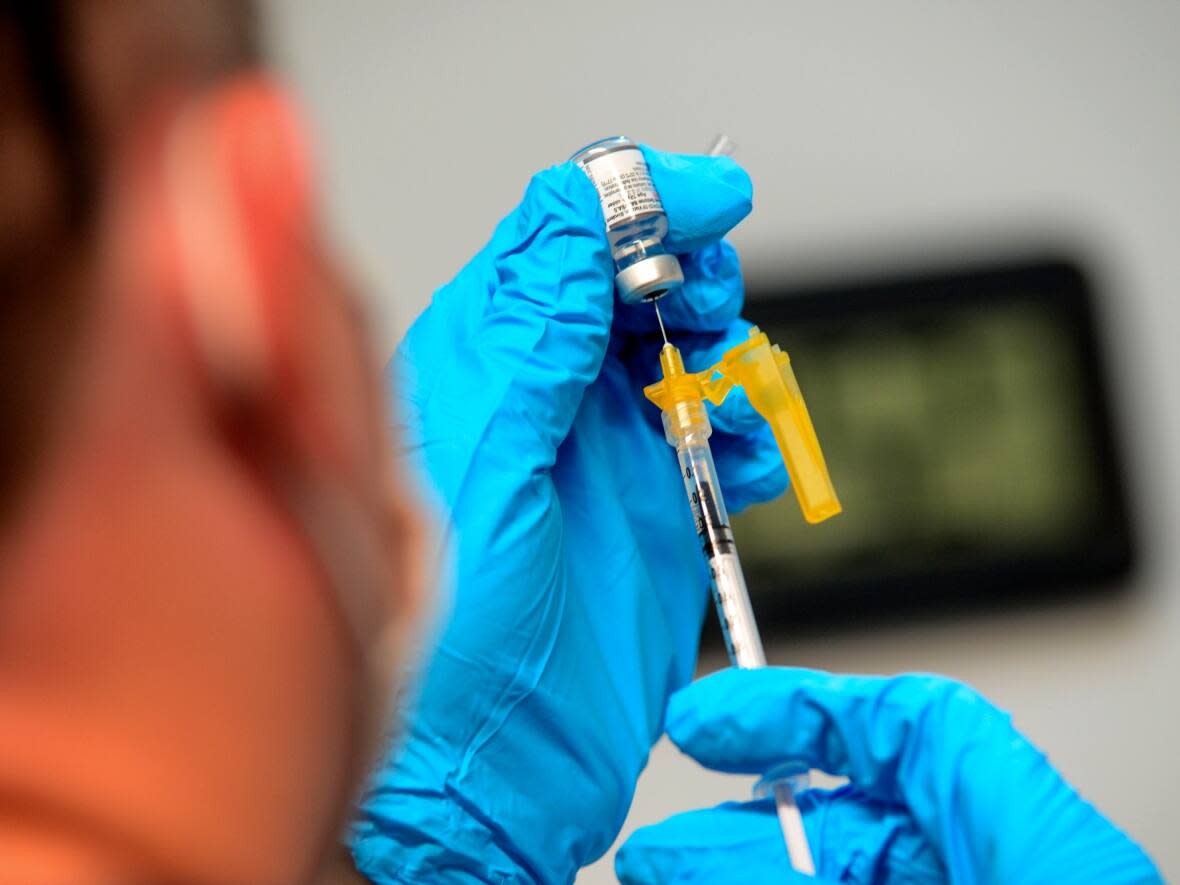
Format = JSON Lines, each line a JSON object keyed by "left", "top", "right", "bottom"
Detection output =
{"left": 648, "top": 135, "right": 732, "bottom": 349}
{"left": 653, "top": 299, "right": 669, "bottom": 344}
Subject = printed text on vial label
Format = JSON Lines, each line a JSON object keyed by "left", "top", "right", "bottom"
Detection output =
{"left": 585, "top": 149, "right": 664, "bottom": 227}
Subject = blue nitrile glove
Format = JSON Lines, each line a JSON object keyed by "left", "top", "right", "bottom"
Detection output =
{"left": 349, "top": 147, "right": 789, "bottom": 884}
{"left": 616, "top": 668, "right": 1162, "bottom": 884}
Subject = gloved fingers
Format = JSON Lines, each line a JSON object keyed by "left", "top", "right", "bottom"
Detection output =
{"left": 414, "top": 162, "right": 616, "bottom": 462}
{"left": 427, "top": 159, "right": 615, "bottom": 342}
{"left": 423, "top": 172, "right": 570, "bottom": 340}
{"left": 438, "top": 145, "right": 752, "bottom": 338}
{"left": 666, "top": 671, "right": 1166, "bottom": 884}
{"left": 610, "top": 147, "right": 750, "bottom": 336}
{"left": 483, "top": 161, "right": 614, "bottom": 326}
{"left": 804, "top": 786, "right": 946, "bottom": 883}
{"left": 661, "top": 242, "right": 745, "bottom": 333}
{"left": 640, "top": 146, "right": 754, "bottom": 255}
{"left": 414, "top": 148, "right": 752, "bottom": 465}
{"left": 673, "top": 318, "right": 769, "bottom": 437}
{"left": 709, "top": 384, "right": 766, "bottom": 437}
{"left": 406, "top": 146, "right": 750, "bottom": 468}
{"left": 664, "top": 667, "right": 1011, "bottom": 803}
{"left": 711, "top": 423, "right": 789, "bottom": 514}
{"left": 616, "top": 790, "right": 941, "bottom": 885}
{"left": 611, "top": 241, "right": 744, "bottom": 337}
{"left": 616, "top": 798, "right": 830, "bottom": 885}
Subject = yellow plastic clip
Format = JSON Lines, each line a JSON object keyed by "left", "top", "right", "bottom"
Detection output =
{"left": 644, "top": 326, "right": 842, "bottom": 524}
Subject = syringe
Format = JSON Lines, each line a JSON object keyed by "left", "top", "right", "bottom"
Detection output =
{"left": 644, "top": 135, "right": 840, "bottom": 875}
{"left": 576, "top": 130, "right": 839, "bottom": 874}
{"left": 650, "top": 341, "right": 818, "bottom": 875}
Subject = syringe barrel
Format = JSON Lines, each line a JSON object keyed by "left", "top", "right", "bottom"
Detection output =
{"left": 655, "top": 346, "right": 814, "bottom": 874}
{"left": 664, "top": 408, "right": 768, "bottom": 669}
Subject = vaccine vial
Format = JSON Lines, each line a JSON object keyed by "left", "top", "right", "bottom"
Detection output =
{"left": 571, "top": 136, "right": 684, "bottom": 304}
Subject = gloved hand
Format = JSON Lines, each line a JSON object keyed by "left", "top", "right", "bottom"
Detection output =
{"left": 350, "top": 148, "right": 788, "bottom": 884}
{"left": 616, "top": 668, "right": 1162, "bottom": 884}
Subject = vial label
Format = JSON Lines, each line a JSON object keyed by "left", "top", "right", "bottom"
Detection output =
{"left": 581, "top": 148, "right": 664, "bottom": 228}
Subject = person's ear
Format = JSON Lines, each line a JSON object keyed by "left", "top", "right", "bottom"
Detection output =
{"left": 108, "top": 75, "right": 314, "bottom": 404}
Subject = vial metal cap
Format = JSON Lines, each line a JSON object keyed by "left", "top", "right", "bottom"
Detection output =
{"left": 615, "top": 254, "right": 684, "bottom": 304}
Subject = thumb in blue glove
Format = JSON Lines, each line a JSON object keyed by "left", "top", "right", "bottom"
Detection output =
{"left": 617, "top": 668, "right": 1162, "bottom": 884}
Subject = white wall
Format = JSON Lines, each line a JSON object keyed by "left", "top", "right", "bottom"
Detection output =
{"left": 264, "top": 2, "right": 1180, "bottom": 878}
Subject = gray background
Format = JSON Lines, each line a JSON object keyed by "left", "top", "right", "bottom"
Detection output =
{"left": 263, "top": 2, "right": 1180, "bottom": 879}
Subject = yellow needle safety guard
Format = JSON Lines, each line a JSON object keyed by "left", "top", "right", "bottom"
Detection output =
{"left": 644, "top": 326, "right": 842, "bottom": 524}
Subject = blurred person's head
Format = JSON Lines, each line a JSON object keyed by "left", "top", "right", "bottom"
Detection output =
{"left": 0, "top": 3, "right": 425, "bottom": 882}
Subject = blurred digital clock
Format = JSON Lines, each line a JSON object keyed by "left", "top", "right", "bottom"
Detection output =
{"left": 730, "top": 258, "right": 1135, "bottom": 632}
